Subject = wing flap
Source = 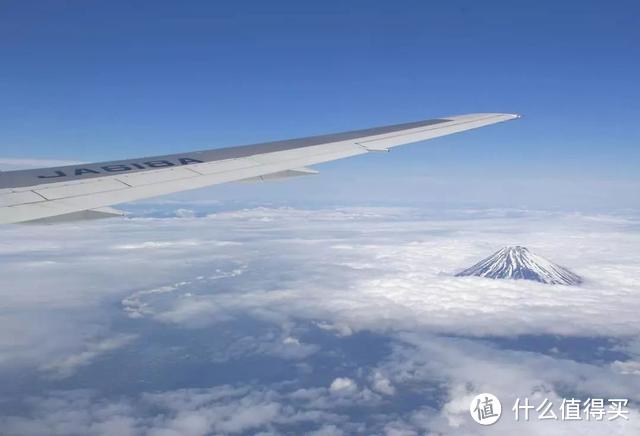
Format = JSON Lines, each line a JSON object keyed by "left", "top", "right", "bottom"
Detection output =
{"left": 22, "top": 206, "right": 125, "bottom": 224}
{"left": 0, "top": 190, "right": 46, "bottom": 207}
{"left": 115, "top": 167, "right": 200, "bottom": 187}
{"left": 186, "top": 158, "right": 259, "bottom": 175}
{"left": 239, "top": 167, "right": 319, "bottom": 183}
{"left": 34, "top": 178, "right": 129, "bottom": 200}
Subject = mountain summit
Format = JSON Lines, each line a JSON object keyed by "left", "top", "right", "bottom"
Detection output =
{"left": 455, "top": 246, "right": 582, "bottom": 285}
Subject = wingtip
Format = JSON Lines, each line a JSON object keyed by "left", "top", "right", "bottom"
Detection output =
{"left": 491, "top": 112, "right": 521, "bottom": 120}
{"left": 490, "top": 113, "right": 522, "bottom": 121}
{"left": 444, "top": 112, "right": 522, "bottom": 122}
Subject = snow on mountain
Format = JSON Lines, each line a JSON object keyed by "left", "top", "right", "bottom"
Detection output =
{"left": 455, "top": 246, "right": 583, "bottom": 285}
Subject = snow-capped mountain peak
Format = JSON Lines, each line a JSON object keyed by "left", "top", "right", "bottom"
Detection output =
{"left": 455, "top": 246, "right": 582, "bottom": 285}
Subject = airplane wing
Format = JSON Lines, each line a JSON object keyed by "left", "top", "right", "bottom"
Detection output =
{"left": 0, "top": 113, "right": 519, "bottom": 224}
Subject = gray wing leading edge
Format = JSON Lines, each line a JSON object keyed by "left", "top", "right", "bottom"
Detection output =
{"left": 0, "top": 113, "right": 519, "bottom": 224}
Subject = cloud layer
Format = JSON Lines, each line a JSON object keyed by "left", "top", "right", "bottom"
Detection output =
{"left": 0, "top": 206, "right": 638, "bottom": 434}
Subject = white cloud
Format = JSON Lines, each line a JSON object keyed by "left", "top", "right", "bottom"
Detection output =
{"left": 329, "top": 377, "right": 357, "bottom": 394}
{"left": 111, "top": 210, "right": 640, "bottom": 341}
{"left": 40, "top": 334, "right": 138, "bottom": 379}
{"left": 611, "top": 360, "right": 640, "bottom": 376}
{"left": 175, "top": 208, "right": 197, "bottom": 219}
{"left": 374, "top": 332, "right": 640, "bottom": 435}
{"left": 316, "top": 321, "right": 353, "bottom": 337}
{"left": 113, "top": 240, "right": 200, "bottom": 250}
{"left": 209, "top": 330, "right": 319, "bottom": 362}
{"left": 143, "top": 389, "right": 283, "bottom": 436}
{"left": 0, "top": 391, "right": 140, "bottom": 436}
{"left": 307, "top": 424, "right": 346, "bottom": 436}
{"left": 3, "top": 332, "right": 640, "bottom": 435}
{"left": 0, "top": 385, "right": 360, "bottom": 435}
{"left": 1, "top": 206, "right": 640, "bottom": 435}
{"left": 370, "top": 371, "right": 396, "bottom": 396}
{"left": 154, "top": 297, "right": 233, "bottom": 328}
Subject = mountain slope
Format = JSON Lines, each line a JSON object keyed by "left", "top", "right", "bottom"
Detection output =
{"left": 455, "top": 246, "right": 582, "bottom": 285}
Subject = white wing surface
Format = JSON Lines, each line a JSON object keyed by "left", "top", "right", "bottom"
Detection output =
{"left": 0, "top": 113, "right": 519, "bottom": 224}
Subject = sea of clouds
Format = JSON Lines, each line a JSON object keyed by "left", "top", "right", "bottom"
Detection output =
{"left": 0, "top": 206, "right": 638, "bottom": 435}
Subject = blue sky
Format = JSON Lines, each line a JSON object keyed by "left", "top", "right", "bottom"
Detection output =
{"left": 1, "top": 0, "right": 638, "bottom": 208}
